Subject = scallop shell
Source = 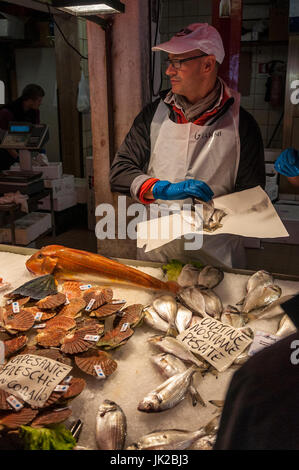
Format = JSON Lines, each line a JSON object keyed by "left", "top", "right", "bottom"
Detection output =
{"left": 39, "top": 391, "right": 62, "bottom": 409}
{"left": 114, "top": 304, "right": 144, "bottom": 329}
{"left": 44, "top": 315, "right": 76, "bottom": 332}
{"left": 60, "top": 324, "right": 104, "bottom": 355}
{"left": 57, "top": 298, "right": 86, "bottom": 318}
{"left": 36, "top": 328, "right": 67, "bottom": 347}
{"left": 5, "top": 297, "right": 30, "bottom": 315}
{"left": 31, "top": 408, "right": 72, "bottom": 427}
{"left": 83, "top": 288, "right": 113, "bottom": 311}
{"left": 97, "top": 325, "right": 134, "bottom": 349}
{"left": 22, "top": 306, "right": 57, "bottom": 322}
{"left": 4, "top": 335, "right": 27, "bottom": 358}
{"left": 0, "top": 390, "right": 24, "bottom": 411}
{"left": 4, "top": 310, "right": 35, "bottom": 333}
{"left": 36, "top": 293, "right": 66, "bottom": 310}
{"left": 60, "top": 378, "right": 86, "bottom": 400}
{"left": 75, "top": 350, "right": 117, "bottom": 377}
{"left": 61, "top": 282, "right": 85, "bottom": 300}
{"left": 0, "top": 408, "right": 38, "bottom": 429}
{"left": 5, "top": 275, "right": 58, "bottom": 300}
{"left": 93, "top": 302, "right": 126, "bottom": 319}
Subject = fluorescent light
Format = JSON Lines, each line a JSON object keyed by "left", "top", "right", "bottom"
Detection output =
{"left": 53, "top": 1, "right": 125, "bottom": 15}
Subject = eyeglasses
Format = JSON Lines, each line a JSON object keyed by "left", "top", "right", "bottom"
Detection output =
{"left": 164, "top": 54, "right": 208, "bottom": 70}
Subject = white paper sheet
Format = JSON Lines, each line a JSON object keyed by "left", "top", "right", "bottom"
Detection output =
{"left": 137, "top": 186, "right": 289, "bottom": 253}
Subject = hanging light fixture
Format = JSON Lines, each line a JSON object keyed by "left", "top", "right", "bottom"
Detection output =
{"left": 52, "top": 0, "right": 125, "bottom": 16}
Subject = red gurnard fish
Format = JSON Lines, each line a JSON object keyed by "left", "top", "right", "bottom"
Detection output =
{"left": 26, "top": 245, "right": 179, "bottom": 293}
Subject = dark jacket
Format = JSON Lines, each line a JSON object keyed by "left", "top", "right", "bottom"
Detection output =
{"left": 110, "top": 91, "right": 265, "bottom": 197}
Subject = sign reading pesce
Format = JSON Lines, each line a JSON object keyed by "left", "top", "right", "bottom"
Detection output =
{"left": 177, "top": 317, "right": 252, "bottom": 372}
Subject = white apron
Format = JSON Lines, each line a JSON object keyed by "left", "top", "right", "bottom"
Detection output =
{"left": 137, "top": 85, "right": 246, "bottom": 268}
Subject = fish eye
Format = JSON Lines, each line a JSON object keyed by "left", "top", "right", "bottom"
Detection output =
{"left": 37, "top": 254, "right": 43, "bottom": 259}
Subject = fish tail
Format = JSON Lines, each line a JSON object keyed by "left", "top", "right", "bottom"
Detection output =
{"left": 165, "top": 281, "right": 180, "bottom": 294}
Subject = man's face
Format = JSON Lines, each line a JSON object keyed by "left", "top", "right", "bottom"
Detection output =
{"left": 165, "top": 50, "right": 211, "bottom": 100}
{"left": 28, "top": 96, "right": 43, "bottom": 110}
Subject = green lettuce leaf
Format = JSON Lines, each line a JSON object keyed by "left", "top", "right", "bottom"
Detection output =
{"left": 162, "top": 259, "right": 204, "bottom": 281}
{"left": 20, "top": 424, "right": 76, "bottom": 450}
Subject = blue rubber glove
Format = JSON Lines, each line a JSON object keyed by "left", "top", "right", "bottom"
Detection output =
{"left": 152, "top": 179, "right": 214, "bottom": 202}
{"left": 274, "top": 148, "right": 299, "bottom": 177}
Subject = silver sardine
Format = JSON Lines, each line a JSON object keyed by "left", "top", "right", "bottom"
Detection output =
{"left": 96, "top": 400, "right": 127, "bottom": 450}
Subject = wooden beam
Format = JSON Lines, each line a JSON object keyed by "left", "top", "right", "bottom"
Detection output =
{"left": 54, "top": 13, "right": 82, "bottom": 176}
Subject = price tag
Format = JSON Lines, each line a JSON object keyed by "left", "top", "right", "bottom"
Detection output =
{"left": 120, "top": 322, "right": 130, "bottom": 332}
{"left": 34, "top": 312, "right": 43, "bottom": 321}
{"left": 0, "top": 340, "right": 5, "bottom": 365}
{"left": 33, "top": 323, "right": 47, "bottom": 329}
{"left": 64, "top": 295, "right": 70, "bottom": 305}
{"left": 54, "top": 385, "right": 69, "bottom": 393}
{"left": 94, "top": 365, "right": 106, "bottom": 379}
{"left": 111, "top": 300, "right": 126, "bottom": 305}
{"left": 84, "top": 335, "right": 100, "bottom": 342}
{"left": 12, "top": 302, "right": 20, "bottom": 314}
{"left": 248, "top": 331, "right": 279, "bottom": 356}
{"left": 85, "top": 299, "right": 96, "bottom": 311}
{"left": 54, "top": 406, "right": 71, "bottom": 412}
{"left": 80, "top": 284, "right": 92, "bottom": 291}
{"left": 6, "top": 395, "right": 23, "bottom": 411}
{"left": 64, "top": 375, "right": 73, "bottom": 384}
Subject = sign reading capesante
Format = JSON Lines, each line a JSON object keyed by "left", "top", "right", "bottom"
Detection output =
{"left": 177, "top": 317, "right": 252, "bottom": 372}
{"left": 0, "top": 354, "right": 72, "bottom": 407}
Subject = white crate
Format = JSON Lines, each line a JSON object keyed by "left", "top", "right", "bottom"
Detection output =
{"left": 44, "top": 174, "right": 75, "bottom": 197}
{"left": 38, "top": 191, "right": 77, "bottom": 212}
{"left": 0, "top": 212, "right": 51, "bottom": 245}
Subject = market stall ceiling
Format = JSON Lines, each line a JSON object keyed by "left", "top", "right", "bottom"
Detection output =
{"left": 51, "top": 0, "right": 125, "bottom": 15}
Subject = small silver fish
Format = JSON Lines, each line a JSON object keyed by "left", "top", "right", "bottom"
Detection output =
{"left": 246, "top": 270, "right": 274, "bottom": 293}
{"left": 178, "top": 286, "right": 206, "bottom": 316}
{"left": 200, "top": 289, "right": 223, "bottom": 319}
{"left": 276, "top": 314, "right": 296, "bottom": 338}
{"left": 175, "top": 305, "right": 192, "bottom": 333}
{"left": 143, "top": 306, "right": 169, "bottom": 333}
{"left": 242, "top": 284, "right": 282, "bottom": 314}
{"left": 221, "top": 305, "right": 247, "bottom": 328}
{"left": 188, "top": 434, "right": 216, "bottom": 450}
{"left": 126, "top": 428, "right": 207, "bottom": 450}
{"left": 151, "top": 353, "right": 206, "bottom": 407}
{"left": 152, "top": 295, "right": 178, "bottom": 328}
{"left": 95, "top": 400, "right": 127, "bottom": 450}
{"left": 197, "top": 265, "right": 224, "bottom": 289}
{"left": 137, "top": 366, "right": 200, "bottom": 412}
{"left": 148, "top": 335, "right": 205, "bottom": 368}
{"left": 177, "top": 264, "right": 200, "bottom": 288}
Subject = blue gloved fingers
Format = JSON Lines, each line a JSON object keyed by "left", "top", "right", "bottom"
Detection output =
{"left": 185, "top": 180, "right": 214, "bottom": 202}
{"left": 274, "top": 149, "right": 299, "bottom": 177}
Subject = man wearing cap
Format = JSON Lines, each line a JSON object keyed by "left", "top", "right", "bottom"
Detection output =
{"left": 110, "top": 23, "right": 265, "bottom": 268}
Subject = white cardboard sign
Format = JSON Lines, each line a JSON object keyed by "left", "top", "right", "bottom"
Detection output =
{"left": 0, "top": 354, "right": 72, "bottom": 407}
{"left": 177, "top": 317, "right": 252, "bottom": 372}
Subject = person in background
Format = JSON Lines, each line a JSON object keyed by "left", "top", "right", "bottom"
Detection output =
{"left": 0, "top": 84, "right": 45, "bottom": 170}
{"left": 110, "top": 23, "right": 265, "bottom": 268}
{"left": 214, "top": 294, "right": 299, "bottom": 450}
{"left": 275, "top": 148, "right": 299, "bottom": 187}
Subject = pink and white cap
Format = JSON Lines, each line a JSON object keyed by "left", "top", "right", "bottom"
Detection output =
{"left": 152, "top": 23, "right": 225, "bottom": 64}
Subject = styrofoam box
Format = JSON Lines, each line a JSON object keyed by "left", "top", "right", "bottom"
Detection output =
{"left": 13, "top": 162, "right": 63, "bottom": 179}
{"left": 264, "top": 148, "right": 282, "bottom": 162}
{"left": 44, "top": 174, "right": 75, "bottom": 197}
{"left": 75, "top": 178, "right": 87, "bottom": 204}
{"left": 38, "top": 190, "right": 77, "bottom": 212}
{"left": 0, "top": 212, "right": 51, "bottom": 245}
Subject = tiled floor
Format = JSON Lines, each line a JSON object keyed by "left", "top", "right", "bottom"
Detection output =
{"left": 36, "top": 229, "right": 299, "bottom": 277}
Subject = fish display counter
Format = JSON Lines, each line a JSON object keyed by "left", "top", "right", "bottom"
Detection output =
{"left": 0, "top": 244, "right": 298, "bottom": 450}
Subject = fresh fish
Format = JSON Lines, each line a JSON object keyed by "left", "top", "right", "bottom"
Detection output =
{"left": 175, "top": 305, "right": 192, "bottom": 333}
{"left": 144, "top": 307, "right": 169, "bottom": 333}
{"left": 197, "top": 265, "right": 224, "bottom": 289}
{"left": 233, "top": 347, "right": 250, "bottom": 365}
{"left": 177, "top": 264, "right": 200, "bottom": 287}
{"left": 96, "top": 400, "right": 127, "bottom": 450}
{"left": 275, "top": 314, "right": 296, "bottom": 338}
{"left": 126, "top": 428, "right": 207, "bottom": 450}
{"left": 148, "top": 335, "right": 205, "bottom": 368}
{"left": 200, "top": 289, "right": 223, "bottom": 319}
{"left": 194, "top": 198, "right": 226, "bottom": 232}
{"left": 178, "top": 286, "right": 206, "bottom": 316}
{"left": 26, "top": 245, "right": 179, "bottom": 293}
{"left": 152, "top": 295, "right": 177, "bottom": 327}
{"left": 242, "top": 284, "right": 282, "bottom": 314}
{"left": 188, "top": 434, "right": 216, "bottom": 450}
{"left": 246, "top": 270, "right": 274, "bottom": 293}
{"left": 221, "top": 305, "right": 247, "bottom": 328}
{"left": 151, "top": 353, "right": 206, "bottom": 407}
{"left": 137, "top": 366, "right": 200, "bottom": 412}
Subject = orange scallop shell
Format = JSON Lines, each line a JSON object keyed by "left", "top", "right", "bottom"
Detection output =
{"left": 116, "top": 304, "right": 144, "bottom": 328}
{"left": 4, "top": 335, "right": 27, "bottom": 358}
{"left": 22, "top": 306, "right": 57, "bottom": 322}
{"left": 4, "top": 310, "right": 35, "bottom": 333}
{"left": 5, "top": 297, "right": 30, "bottom": 315}
{"left": 83, "top": 288, "right": 113, "bottom": 310}
{"left": 36, "top": 293, "right": 66, "bottom": 310}
{"left": 60, "top": 324, "right": 104, "bottom": 355}
{"left": 74, "top": 350, "right": 117, "bottom": 377}
{"left": 36, "top": 328, "right": 67, "bottom": 347}
{"left": 97, "top": 325, "right": 134, "bottom": 349}
{"left": 0, "top": 408, "right": 38, "bottom": 428}
{"left": 43, "top": 315, "right": 76, "bottom": 332}
{"left": 93, "top": 302, "right": 126, "bottom": 319}
{"left": 0, "top": 390, "right": 25, "bottom": 411}
{"left": 61, "top": 282, "right": 86, "bottom": 300}
{"left": 57, "top": 298, "right": 86, "bottom": 319}
{"left": 31, "top": 408, "right": 72, "bottom": 427}
{"left": 60, "top": 378, "right": 86, "bottom": 400}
